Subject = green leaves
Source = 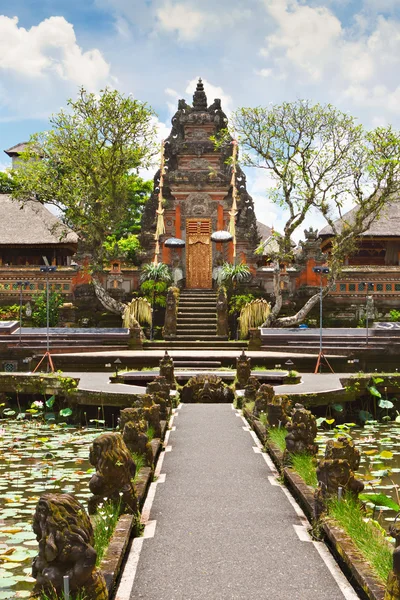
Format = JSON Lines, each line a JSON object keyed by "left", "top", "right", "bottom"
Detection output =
{"left": 12, "top": 87, "right": 156, "bottom": 265}
{"left": 367, "top": 385, "right": 382, "bottom": 398}
{"left": 359, "top": 493, "right": 400, "bottom": 512}
{"left": 45, "top": 396, "right": 55, "bottom": 409}
{"left": 59, "top": 408, "right": 72, "bottom": 417}
{"left": 379, "top": 399, "right": 394, "bottom": 409}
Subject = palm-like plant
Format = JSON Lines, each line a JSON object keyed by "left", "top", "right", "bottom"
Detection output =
{"left": 219, "top": 262, "right": 251, "bottom": 289}
{"left": 140, "top": 262, "right": 172, "bottom": 339}
{"left": 140, "top": 262, "right": 172, "bottom": 285}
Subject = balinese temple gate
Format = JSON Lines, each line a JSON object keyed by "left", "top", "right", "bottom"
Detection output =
{"left": 140, "top": 79, "right": 260, "bottom": 289}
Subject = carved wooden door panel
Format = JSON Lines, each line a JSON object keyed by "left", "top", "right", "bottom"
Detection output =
{"left": 186, "top": 219, "right": 212, "bottom": 289}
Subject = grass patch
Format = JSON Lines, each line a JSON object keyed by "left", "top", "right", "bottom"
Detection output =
{"left": 327, "top": 495, "right": 393, "bottom": 583}
{"left": 244, "top": 401, "right": 255, "bottom": 413}
{"left": 37, "top": 590, "right": 87, "bottom": 600}
{"left": 259, "top": 412, "right": 268, "bottom": 427}
{"left": 268, "top": 427, "right": 287, "bottom": 452}
{"left": 146, "top": 425, "right": 155, "bottom": 441}
{"left": 93, "top": 500, "right": 121, "bottom": 566}
{"left": 132, "top": 452, "right": 146, "bottom": 483}
{"left": 290, "top": 453, "right": 318, "bottom": 488}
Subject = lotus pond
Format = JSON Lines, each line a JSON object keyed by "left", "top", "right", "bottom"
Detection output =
{"left": 317, "top": 421, "right": 400, "bottom": 525}
{"left": 0, "top": 422, "right": 107, "bottom": 600}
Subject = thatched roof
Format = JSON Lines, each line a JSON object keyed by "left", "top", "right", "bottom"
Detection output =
{"left": 319, "top": 200, "right": 400, "bottom": 238}
{"left": 4, "top": 142, "right": 29, "bottom": 158}
{"left": 0, "top": 194, "right": 78, "bottom": 246}
{"left": 257, "top": 221, "right": 273, "bottom": 240}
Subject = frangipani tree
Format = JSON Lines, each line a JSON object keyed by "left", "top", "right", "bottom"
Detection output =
{"left": 12, "top": 87, "right": 157, "bottom": 318}
{"left": 228, "top": 101, "right": 400, "bottom": 327}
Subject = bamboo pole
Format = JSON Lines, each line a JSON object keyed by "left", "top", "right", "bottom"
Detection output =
{"left": 229, "top": 140, "right": 239, "bottom": 261}
{"left": 153, "top": 140, "right": 166, "bottom": 264}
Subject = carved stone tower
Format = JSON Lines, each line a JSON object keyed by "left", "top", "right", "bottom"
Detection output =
{"left": 140, "top": 79, "right": 259, "bottom": 289}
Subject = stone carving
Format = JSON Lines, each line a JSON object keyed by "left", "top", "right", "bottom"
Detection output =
{"left": 139, "top": 80, "right": 259, "bottom": 269}
{"left": 244, "top": 376, "right": 260, "bottom": 403}
{"left": 285, "top": 404, "right": 318, "bottom": 457}
{"left": 32, "top": 493, "right": 107, "bottom": 600}
{"left": 267, "top": 395, "right": 291, "bottom": 428}
{"left": 88, "top": 433, "right": 137, "bottom": 515}
{"left": 123, "top": 421, "right": 153, "bottom": 466}
{"left": 143, "top": 404, "right": 162, "bottom": 438}
{"left": 120, "top": 404, "right": 162, "bottom": 439}
{"left": 146, "top": 376, "right": 171, "bottom": 419}
{"left": 216, "top": 287, "right": 229, "bottom": 337}
{"left": 159, "top": 350, "right": 175, "bottom": 387}
{"left": 385, "top": 521, "right": 400, "bottom": 600}
{"left": 181, "top": 374, "right": 234, "bottom": 404}
{"left": 164, "top": 288, "right": 178, "bottom": 337}
{"left": 189, "top": 158, "right": 210, "bottom": 170}
{"left": 236, "top": 350, "right": 251, "bottom": 388}
{"left": 314, "top": 436, "right": 364, "bottom": 517}
{"left": 253, "top": 384, "right": 275, "bottom": 418}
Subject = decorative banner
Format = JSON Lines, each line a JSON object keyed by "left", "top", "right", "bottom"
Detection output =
{"left": 154, "top": 140, "right": 166, "bottom": 264}
{"left": 229, "top": 140, "right": 239, "bottom": 259}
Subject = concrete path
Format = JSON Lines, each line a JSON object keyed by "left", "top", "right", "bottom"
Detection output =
{"left": 61, "top": 370, "right": 347, "bottom": 397}
{"left": 117, "top": 405, "right": 359, "bottom": 600}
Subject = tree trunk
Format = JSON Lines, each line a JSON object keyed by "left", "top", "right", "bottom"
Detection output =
{"left": 263, "top": 262, "right": 283, "bottom": 327}
{"left": 273, "top": 292, "right": 321, "bottom": 327}
{"left": 92, "top": 276, "right": 126, "bottom": 315}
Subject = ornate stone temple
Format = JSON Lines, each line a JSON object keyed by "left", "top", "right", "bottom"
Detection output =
{"left": 140, "top": 79, "right": 260, "bottom": 289}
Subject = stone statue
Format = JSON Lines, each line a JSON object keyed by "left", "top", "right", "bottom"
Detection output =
{"left": 32, "top": 493, "right": 108, "bottom": 600}
{"left": 244, "top": 376, "right": 260, "bottom": 403}
{"left": 314, "top": 436, "right": 364, "bottom": 518}
{"left": 123, "top": 420, "right": 153, "bottom": 466}
{"left": 181, "top": 374, "right": 234, "bottom": 403}
{"left": 146, "top": 376, "right": 171, "bottom": 419}
{"left": 164, "top": 287, "right": 179, "bottom": 337}
{"left": 236, "top": 350, "right": 251, "bottom": 388}
{"left": 267, "top": 395, "right": 291, "bottom": 428}
{"left": 88, "top": 433, "right": 137, "bottom": 515}
{"left": 142, "top": 404, "right": 162, "bottom": 438}
{"left": 385, "top": 521, "right": 400, "bottom": 600}
{"left": 216, "top": 286, "right": 229, "bottom": 337}
{"left": 285, "top": 404, "right": 318, "bottom": 457}
{"left": 253, "top": 384, "right": 275, "bottom": 418}
{"left": 159, "top": 351, "right": 175, "bottom": 388}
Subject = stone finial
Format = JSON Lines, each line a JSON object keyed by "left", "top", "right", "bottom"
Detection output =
{"left": 236, "top": 351, "right": 251, "bottom": 388}
{"left": 193, "top": 78, "right": 208, "bottom": 111}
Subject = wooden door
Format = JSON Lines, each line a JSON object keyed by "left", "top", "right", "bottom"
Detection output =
{"left": 186, "top": 219, "right": 212, "bottom": 289}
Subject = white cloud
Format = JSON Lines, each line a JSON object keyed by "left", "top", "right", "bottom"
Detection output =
{"left": 260, "top": 0, "right": 400, "bottom": 115}
{"left": 156, "top": 2, "right": 207, "bottom": 41}
{"left": 0, "top": 16, "right": 110, "bottom": 89}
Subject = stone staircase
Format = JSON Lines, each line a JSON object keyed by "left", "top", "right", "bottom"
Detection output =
{"left": 145, "top": 289, "right": 247, "bottom": 351}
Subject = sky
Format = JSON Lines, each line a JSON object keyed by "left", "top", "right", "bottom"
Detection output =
{"left": 1, "top": 0, "right": 400, "bottom": 236}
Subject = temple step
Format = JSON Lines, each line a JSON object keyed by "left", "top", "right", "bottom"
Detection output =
{"left": 145, "top": 340, "right": 248, "bottom": 349}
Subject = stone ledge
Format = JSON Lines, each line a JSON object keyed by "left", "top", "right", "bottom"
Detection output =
{"left": 98, "top": 413, "right": 171, "bottom": 597}
{"left": 243, "top": 410, "right": 388, "bottom": 600}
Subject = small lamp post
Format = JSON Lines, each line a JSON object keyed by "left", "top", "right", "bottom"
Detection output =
{"left": 16, "top": 280, "right": 30, "bottom": 345}
{"left": 114, "top": 358, "right": 122, "bottom": 377}
{"left": 312, "top": 265, "right": 334, "bottom": 374}
{"left": 285, "top": 358, "right": 294, "bottom": 372}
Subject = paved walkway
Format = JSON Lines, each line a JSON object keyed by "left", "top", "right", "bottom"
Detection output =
{"left": 116, "top": 405, "right": 359, "bottom": 600}
{"left": 62, "top": 371, "right": 347, "bottom": 397}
